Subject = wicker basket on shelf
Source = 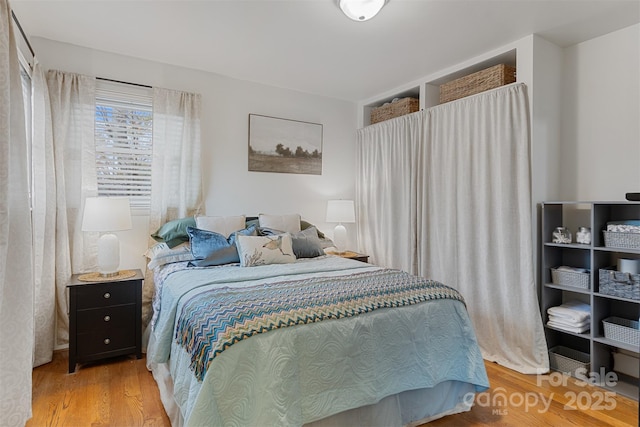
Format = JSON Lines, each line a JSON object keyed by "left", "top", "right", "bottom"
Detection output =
{"left": 439, "top": 64, "right": 516, "bottom": 104}
{"left": 370, "top": 97, "right": 419, "bottom": 124}
{"left": 602, "top": 317, "right": 640, "bottom": 347}
{"left": 599, "top": 268, "right": 640, "bottom": 300}
{"left": 548, "top": 346, "right": 590, "bottom": 377}
{"left": 551, "top": 268, "right": 590, "bottom": 289}
{"left": 603, "top": 231, "right": 640, "bottom": 250}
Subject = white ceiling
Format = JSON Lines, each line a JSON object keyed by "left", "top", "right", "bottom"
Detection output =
{"left": 11, "top": 0, "right": 640, "bottom": 102}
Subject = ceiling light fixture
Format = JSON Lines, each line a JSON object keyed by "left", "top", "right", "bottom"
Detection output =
{"left": 339, "top": 0, "right": 388, "bottom": 22}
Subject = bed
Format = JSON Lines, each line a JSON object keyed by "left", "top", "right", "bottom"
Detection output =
{"left": 145, "top": 216, "right": 489, "bottom": 426}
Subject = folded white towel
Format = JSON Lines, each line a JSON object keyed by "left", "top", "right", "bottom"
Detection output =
{"left": 547, "top": 300, "right": 591, "bottom": 323}
{"left": 547, "top": 320, "right": 590, "bottom": 334}
{"left": 547, "top": 310, "right": 590, "bottom": 323}
{"left": 548, "top": 315, "right": 590, "bottom": 329}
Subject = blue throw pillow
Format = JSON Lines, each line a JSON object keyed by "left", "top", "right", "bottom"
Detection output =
{"left": 187, "top": 225, "right": 257, "bottom": 267}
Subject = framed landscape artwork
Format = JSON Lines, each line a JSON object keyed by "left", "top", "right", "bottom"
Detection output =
{"left": 248, "top": 114, "right": 323, "bottom": 175}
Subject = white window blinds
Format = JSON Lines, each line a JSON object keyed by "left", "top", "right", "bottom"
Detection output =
{"left": 95, "top": 80, "right": 153, "bottom": 211}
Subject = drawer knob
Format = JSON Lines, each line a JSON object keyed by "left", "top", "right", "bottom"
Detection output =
{"left": 104, "top": 338, "right": 111, "bottom": 345}
{"left": 103, "top": 292, "right": 111, "bottom": 299}
{"left": 104, "top": 315, "right": 111, "bottom": 322}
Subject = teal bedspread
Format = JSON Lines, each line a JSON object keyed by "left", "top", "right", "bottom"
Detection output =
{"left": 147, "top": 256, "right": 489, "bottom": 426}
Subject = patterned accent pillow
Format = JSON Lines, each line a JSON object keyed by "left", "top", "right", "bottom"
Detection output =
{"left": 144, "top": 242, "right": 194, "bottom": 269}
{"left": 195, "top": 215, "right": 246, "bottom": 238}
{"left": 236, "top": 234, "right": 296, "bottom": 267}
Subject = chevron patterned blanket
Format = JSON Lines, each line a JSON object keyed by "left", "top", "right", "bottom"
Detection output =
{"left": 175, "top": 268, "right": 464, "bottom": 381}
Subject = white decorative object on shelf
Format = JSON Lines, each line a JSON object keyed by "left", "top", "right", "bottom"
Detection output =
{"left": 552, "top": 227, "right": 572, "bottom": 244}
{"left": 576, "top": 227, "right": 591, "bottom": 244}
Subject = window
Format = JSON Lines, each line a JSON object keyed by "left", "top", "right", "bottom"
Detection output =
{"left": 95, "top": 80, "right": 153, "bottom": 212}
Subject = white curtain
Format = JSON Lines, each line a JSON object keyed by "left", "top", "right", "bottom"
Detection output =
{"left": 0, "top": 0, "right": 35, "bottom": 423}
{"left": 144, "top": 87, "right": 203, "bottom": 324}
{"left": 356, "top": 84, "right": 548, "bottom": 373}
{"left": 355, "top": 113, "right": 421, "bottom": 272}
{"left": 31, "top": 60, "right": 56, "bottom": 366}
{"left": 46, "top": 70, "right": 97, "bottom": 345}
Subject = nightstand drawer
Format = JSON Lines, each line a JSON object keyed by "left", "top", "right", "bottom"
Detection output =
{"left": 76, "top": 304, "right": 135, "bottom": 334}
{"left": 75, "top": 282, "right": 136, "bottom": 309}
{"left": 77, "top": 328, "right": 136, "bottom": 357}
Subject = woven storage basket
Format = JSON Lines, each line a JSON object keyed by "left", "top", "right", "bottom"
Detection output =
{"left": 599, "top": 268, "right": 640, "bottom": 300}
{"left": 439, "top": 64, "right": 516, "bottom": 104}
{"left": 603, "top": 231, "right": 640, "bottom": 250}
{"left": 370, "top": 97, "right": 419, "bottom": 124}
{"left": 549, "top": 346, "right": 590, "bottom": 377}
{"left": 551, "top": 268, "right": 590, "bottom": 289}
{"left": 603, "top": 317, "right": 640, "bottom": 347}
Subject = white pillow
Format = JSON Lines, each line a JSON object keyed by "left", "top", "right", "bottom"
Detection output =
{"left": 258, "top": 213, "right": 301, "bottom": 234}
{"left": 144, "top": 242, "right": 194, "bottom": 269}
{"left": 236, "top": 234, "right": 296, "bottom": 267}
{"left": 195, "top": 215, "right": 246, "bottom": 238}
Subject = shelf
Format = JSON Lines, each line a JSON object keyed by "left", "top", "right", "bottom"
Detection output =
{"left": 593, "top": 246, "right": 640, "bottom": 255}
{"left": 545, "top": 283, "right": 591, "bottom": 295}
{"left": 544, "top": 242, "right": 592, "bottom": 250}
{"left": 603, "top": 377, "right": 639, "bottom": 401}
{"left": 593, "top": 336, "right": 640, "bottom": 353}
{"left": 541, "top": 201, "right": 640, "bottom": 402}
{"left": 544, "top": 324, "right": 591, "bottom": 340}
{"left": 594, "top": 292, "right": 640, "bottom": 304}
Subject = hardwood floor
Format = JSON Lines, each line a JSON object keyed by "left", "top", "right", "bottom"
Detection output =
{"left": 27, "top": 350, "right": 169, "bottom": 427}
{"left": 28, "top": 350, "right": 638, "bottom": 426}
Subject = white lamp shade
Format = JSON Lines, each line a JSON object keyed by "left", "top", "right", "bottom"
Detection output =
{"left": 326, "top": 200, "right": 355, "bottom": 224}
{"left": 339, "top": 0, "right": 387, "bottom": 21}
{"left": 82, "top": 197, "right": 132, "bottom": 232}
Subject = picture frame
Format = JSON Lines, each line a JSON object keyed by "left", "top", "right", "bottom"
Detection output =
{"left": 248, "top": 114, "right": 323, "bottom": 175}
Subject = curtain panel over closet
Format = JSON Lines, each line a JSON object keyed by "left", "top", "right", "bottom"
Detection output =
{"left": 356, "top": 84, "right": 548, "bottom": 373}
{"left": 355, "top": 113, "right": 422, "bottom": 273}
{"left": 0, "top": 0, "right": 34, "bottom": 423}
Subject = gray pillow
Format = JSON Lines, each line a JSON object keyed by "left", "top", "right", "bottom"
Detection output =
{"left": 301, "top": 220, "right": 326, "bottom": 239}
{"left": 290, "top": 226, "right": 325, "bottom": 258}
{"left": 187, "top": 225, "right": 257, "bottom": 267}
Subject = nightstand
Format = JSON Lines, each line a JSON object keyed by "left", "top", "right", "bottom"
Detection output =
{"left": 327, "top": 250, "right": 369, "bottom": 263}
{"left": 67, "top": 269, "right": 143, "bottom": 373}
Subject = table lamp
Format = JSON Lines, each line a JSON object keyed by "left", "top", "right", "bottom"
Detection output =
{"left": 81, "top": 197, "right": 132, "bottom": 277}
{"left": 326, "top": 200, "right": 355, "bottom": 253}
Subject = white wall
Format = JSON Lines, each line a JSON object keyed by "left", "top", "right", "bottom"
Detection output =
{"left": 32, "top": 38, "right": 359, "bottom": 271}
{"left": 560, "top": 24, "right": 640, "bottom": 201}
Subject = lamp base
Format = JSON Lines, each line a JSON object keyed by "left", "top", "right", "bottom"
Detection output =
{"left": 333, "top": 223, "right": 347, "bottom": 253}
{"left": 99, "top": 271, "right": 120, "bottom": 278}
{"left": 97, "top": 233, "right": 120, "bottom": 277}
